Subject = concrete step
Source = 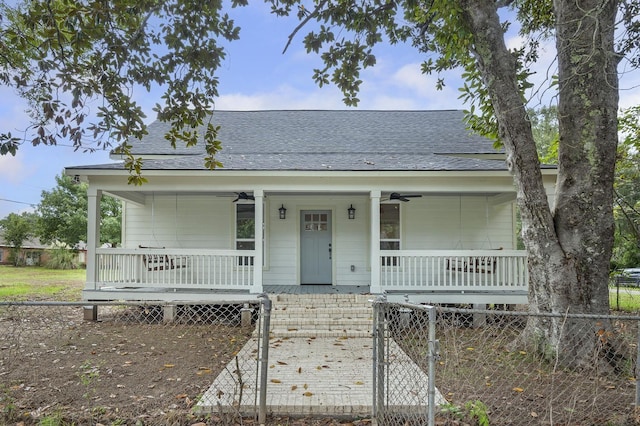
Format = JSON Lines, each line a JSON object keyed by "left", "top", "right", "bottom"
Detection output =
{"left": 272, "top": 307, "right": 372, "bottom": 316}
{"left": 274, "top": 294, "right": 373, "bottom": 304}
{"left": 271, "top": 318, "right": 371, "bottom": 327}
{"left": 266, "top": 294, "right": 374, "bottom": 338}
{"left": 269, "top": 328, "right": 372, "bottom": 338}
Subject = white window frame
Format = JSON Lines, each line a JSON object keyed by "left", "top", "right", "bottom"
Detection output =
{"left": 380, "top": 202, "right": 401, "bottom": 267}
{"left": 235, "top": 201, "right": 255, "bottom": 266}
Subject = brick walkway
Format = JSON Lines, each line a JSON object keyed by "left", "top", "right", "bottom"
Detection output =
{"left": 195, "top": 293, "right": 442, "bottom": 418}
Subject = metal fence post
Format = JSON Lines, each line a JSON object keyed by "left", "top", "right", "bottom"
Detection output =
{"left": 258, "top": 294, "right": 271, "bottom": 424}
{"left": 427, "top": 305, "right": 437, "bottom": 426}
{"left": 372, "top": 294, "right": 386, "bottom": 420}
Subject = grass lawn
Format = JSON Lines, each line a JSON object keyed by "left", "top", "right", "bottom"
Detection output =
{"left": 0, "top": 265, "right": 85, "bottom": 301}
{"left": 609, "top": 286, "right": 640, "bottom": 312}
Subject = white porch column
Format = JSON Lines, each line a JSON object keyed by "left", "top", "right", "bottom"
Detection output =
{"left": 251, "top": 189, "right": 264, "bottom": 294}
{"left": 85, "top": 188, "right": 102, "bottom": 292}
{"left": 370, "top": 190, "right": 381, "bottom": 293}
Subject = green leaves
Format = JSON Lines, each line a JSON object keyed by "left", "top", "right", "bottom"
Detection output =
{"left": 0, "top": 0, "right": 241, "bottom": 181}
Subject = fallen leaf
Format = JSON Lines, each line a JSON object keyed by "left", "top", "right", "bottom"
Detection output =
{"left": 271, "top": 379, "right": 282, "bottom": 384}
{"left": 354, "top": 381, "right": 364, "bottom": 385}
{"left": 304, "top": 383, "right": 308, "bottom": 389}
{"left": 513, "top": 387, "right": 524, "bottom": 393}
{"left": 531, "top": 412, "right": 538, "bottom": 418}
{"left": 277, "top": 361, "right": 288, "bottom": 365}
{"left": 303, "top": 391, "right": 313, "bottom": 397}
{"left": 291, "top": 385, "right": 298, "bottom": 391}
{"left": 175, "top": 393, "right": 188, "bottom": 399}
{"left": 297, "top": 367, "right": 302, "bottom": 373}
{"left": 164, "top": 364, "right": 175, "bottom": 368}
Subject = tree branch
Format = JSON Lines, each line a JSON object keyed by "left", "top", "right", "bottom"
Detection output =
{"left": 282, "top": 0, "right": 328, "bottom": 54}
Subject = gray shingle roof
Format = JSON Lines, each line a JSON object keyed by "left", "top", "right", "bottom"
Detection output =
{"left": 70, "top": 110, "right": 511, "bottom": 172}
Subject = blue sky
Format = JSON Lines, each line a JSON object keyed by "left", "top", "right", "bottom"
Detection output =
{"left": 1, "top": 4, "right": 639, "bottom": 219}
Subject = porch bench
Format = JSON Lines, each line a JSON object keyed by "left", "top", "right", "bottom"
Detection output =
{"left": 447, "top": 257, "right": 496, "bottom": 274}
{"left": 142, "top": 254, "right": 187, "bottom": 271}
{"left": 139, "top": 246, "right": 188, "bottom": 271}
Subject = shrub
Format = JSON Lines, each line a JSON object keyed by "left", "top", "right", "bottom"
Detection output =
{"left": 46, "top": 248, "right": 78, "bottom": 270}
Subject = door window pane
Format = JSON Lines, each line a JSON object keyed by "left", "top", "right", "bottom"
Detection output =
{"left": 304, "top": 213, "right": 329, "bottom": 232}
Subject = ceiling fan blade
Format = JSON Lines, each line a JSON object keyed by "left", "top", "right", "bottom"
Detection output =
{"left": 389, "top": 192, "right": 422, "bottom": 202}
{"left": 233, "top": 192, "right": 255, "bottom": 202}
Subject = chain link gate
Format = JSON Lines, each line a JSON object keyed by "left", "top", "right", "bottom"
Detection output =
{"left": 372, "top": 297, "right": 440, "bottom": 426}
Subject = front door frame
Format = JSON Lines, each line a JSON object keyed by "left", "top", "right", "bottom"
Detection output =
{"left": 299, "top": 208, "right": 334, "bottom": 285}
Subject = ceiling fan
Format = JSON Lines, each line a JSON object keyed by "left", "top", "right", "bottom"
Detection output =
{"left": 388, "top": 192, "right": 422, "bottom": 202}
{"left": 232, "top": 192, "right": 255, "bottom": 202}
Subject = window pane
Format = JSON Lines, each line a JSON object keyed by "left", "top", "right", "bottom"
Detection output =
{"left": 380, "top": 204, "right": 400, "bottom": 239}
{"left": 236, "top": 204, "right": 255, "bottom": 239}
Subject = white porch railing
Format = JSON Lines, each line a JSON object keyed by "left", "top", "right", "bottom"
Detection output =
{"left": 380, "top": 250, "right": 528, "bottom": 293}
{"left": 93, "top": 248, "right": 255, "bottom": 290}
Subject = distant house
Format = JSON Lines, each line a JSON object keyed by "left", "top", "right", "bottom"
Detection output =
{"left": 0, "top": 234, "right": 88, "bottom": 267}
{"left": 65, "top": 110, "right": 557, "bottom": 304}
{"left": 0, "top": 235, "right": 49, "bottom": 266}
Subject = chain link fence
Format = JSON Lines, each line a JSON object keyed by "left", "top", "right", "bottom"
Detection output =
{"left": 4, "top": 296, "right": 640, "bottom": 425}
{"left": 0, "top": 299, "right": 267, "bottom": 425}
{"left": 373, "top": 299, "right": 640, "bottom": 426}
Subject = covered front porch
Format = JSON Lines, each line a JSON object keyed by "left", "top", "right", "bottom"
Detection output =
{"left": 79, "top": 171, "right": 540, "bottom": 306}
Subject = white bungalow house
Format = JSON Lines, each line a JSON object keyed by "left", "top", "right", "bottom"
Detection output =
{"left": 65, "top": 110, "right": 556, "bottom": 305}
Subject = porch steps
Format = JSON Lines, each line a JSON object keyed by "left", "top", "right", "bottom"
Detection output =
{"left": 267, "top": 294, "right": 373, "bottom": 338}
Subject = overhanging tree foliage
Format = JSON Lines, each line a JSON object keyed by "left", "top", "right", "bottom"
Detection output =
{"left": 0, "top": 0, "right": 235, "bottom": 184}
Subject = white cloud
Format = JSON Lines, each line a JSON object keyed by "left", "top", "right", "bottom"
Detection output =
{"left": 381, "top": 63, "right": 466, "bottom": 110}
{"left": 0, "top": 155, "right": 32, "bottom": 184}
{"left": 217, "top": 85, "right": 347, "bottom": 110}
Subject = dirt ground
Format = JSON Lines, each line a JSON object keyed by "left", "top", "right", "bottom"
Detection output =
{"left": 0, "top": 304, "right": 373, "bottom": 426}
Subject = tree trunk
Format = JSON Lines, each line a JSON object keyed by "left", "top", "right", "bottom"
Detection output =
{"left": 460, "top": 0, "right": 620, "bottom": 368}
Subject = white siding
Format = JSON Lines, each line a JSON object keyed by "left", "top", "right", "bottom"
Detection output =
{"left": 124, "top": 195, "right": 231, "bottom": 249}
{"left": 403, "top": 195, "right": 515, "bottom": 250}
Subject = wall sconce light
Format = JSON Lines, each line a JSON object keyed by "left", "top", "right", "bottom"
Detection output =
{"left": 279, "top": 204, "right": 287, "bottom": 220}
{"left": 348, "top": 204, "right": 356, "bottom": 220}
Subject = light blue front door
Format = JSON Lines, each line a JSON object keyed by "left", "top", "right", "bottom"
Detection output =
{"left": 300, "top": 210, "right": 332, "bottom": 285}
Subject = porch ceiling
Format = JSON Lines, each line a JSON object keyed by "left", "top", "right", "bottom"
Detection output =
{"left": 105, "top": 189, "right": 514, "bottom": 206}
